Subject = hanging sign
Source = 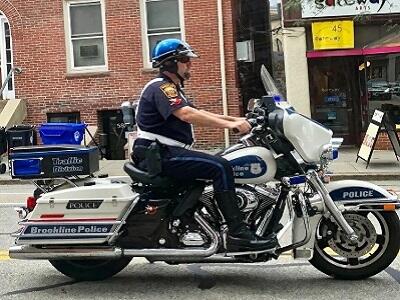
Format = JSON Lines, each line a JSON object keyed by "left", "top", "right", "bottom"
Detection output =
{"left": 312, "top": 20, "right": 354, "bottom": 50}
{"left": 302, "top": 0, "right": 400, "bottom": 18}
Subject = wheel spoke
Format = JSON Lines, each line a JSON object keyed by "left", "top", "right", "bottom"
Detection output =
{"left": 347, "top": 257, "right": 359, "bottom": 266}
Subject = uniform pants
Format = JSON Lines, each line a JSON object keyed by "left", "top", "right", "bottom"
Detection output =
{"left": 133, "top": 139, "right": 235, "bottom": 192}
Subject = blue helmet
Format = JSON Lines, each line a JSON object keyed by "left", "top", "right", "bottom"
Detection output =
{"left": 152, "top": 38, "right": 198, "bottom": 68}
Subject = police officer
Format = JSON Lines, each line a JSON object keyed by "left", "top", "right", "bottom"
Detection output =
{"left": 133, "top": 38, "right": 277, "bottom": 251}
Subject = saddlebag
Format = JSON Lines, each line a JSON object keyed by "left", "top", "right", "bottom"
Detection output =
{"left": 118, "top": 194, "right": 175, "bottom": 248}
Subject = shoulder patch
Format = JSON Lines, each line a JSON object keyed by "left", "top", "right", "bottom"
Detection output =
{"left": 160, "top": 83, "right": 178, "bottom": 99}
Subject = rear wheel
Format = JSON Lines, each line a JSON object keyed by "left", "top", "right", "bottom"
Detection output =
{"left": 309, "top": 211, "right": 400, "bottom": 280}
{"left": 49, "top": 257, "right": 132, "bottom": 281}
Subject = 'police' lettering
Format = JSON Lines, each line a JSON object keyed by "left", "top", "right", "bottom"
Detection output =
{"left": 66, "top": 200, "right": 103, "bottom": 209}
{"left": 342, "top": 190, "right": 373, "bottom": 199}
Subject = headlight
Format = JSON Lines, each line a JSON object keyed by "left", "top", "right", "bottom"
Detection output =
{"left": 320, "top": 143, "right": 340, "bottom": 161}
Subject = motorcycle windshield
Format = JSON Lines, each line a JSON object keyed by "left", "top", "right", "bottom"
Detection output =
{"left": 260, "top": 65, "right": 284, "bottom": 99}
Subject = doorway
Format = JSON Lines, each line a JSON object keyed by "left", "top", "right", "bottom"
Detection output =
{"left": 99, "top": 110, "right": 127, "bottom": 160}
{"left": 0, "top": 12, "right": 15, "bottom": 100}
{"left": 308, "top": 56, "right": 362, "bottom": 145}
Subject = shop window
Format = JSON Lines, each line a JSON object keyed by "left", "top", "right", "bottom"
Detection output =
{"left": 64, "top": 0, "right": 107, "bottom": 73}
{"left": 141, "top": 0, "right": 184, "bottom": 68}
{"left": 47, "top": 112, "right": 81, "bottom": 123}
{"left": 365, "top": 53, "right": 400, "bottom": 126}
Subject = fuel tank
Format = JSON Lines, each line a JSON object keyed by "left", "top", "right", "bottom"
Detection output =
{"left": 222, "top": 146, "right": 277, "bottom": 184}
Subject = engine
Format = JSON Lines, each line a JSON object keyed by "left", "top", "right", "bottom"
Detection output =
{"left": 198, "top": 184, "right": 279, "bottom": 223}
{"left": 166, "top": 185, "right": 279, "bottom": 248}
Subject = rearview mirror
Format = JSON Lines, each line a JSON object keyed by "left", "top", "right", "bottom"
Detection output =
{"left": 247, "top": 98, "right": 261, "bottom": 111}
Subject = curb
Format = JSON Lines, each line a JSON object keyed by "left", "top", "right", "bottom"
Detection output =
{"left": 0, "top": 179, "right": 31, "bottom": 185}
{"left": 330, "top": 173, "right": 400, "bottom": 181}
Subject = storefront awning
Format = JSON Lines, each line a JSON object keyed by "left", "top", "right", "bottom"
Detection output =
{"left": 307, "top": 31, "right": 400, "bottom": 58}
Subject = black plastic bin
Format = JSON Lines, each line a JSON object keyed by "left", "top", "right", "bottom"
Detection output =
{"left": 0, "top": 127, "right": 6, "bottom": 155}
{"left": 0, "top": 127, "right": 6, "bottom": 174}
{"left": 6, "top": 125, "right": 37, "bottom": 151}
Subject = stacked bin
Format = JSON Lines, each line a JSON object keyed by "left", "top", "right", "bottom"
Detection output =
{"left": 2, "top": 125, "right": 36, "bottom": 174}
{"left": 39, "top": 123, "right": 86, "bottom": 145}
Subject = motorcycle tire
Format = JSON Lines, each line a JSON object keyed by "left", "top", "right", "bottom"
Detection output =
{"left": 309, "top": 211, "right": 400, "bottom": 280}
{"left": 49, "top": 257, "right": 132, "bottom": 281}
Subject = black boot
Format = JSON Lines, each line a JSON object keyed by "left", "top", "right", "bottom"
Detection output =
{"left": 214, "top": 191, "right": 278, "bottom": 251}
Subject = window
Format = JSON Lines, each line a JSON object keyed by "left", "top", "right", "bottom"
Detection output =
{"left": 64, "top": 0, "right": 107, "bottom": 73}
{"left": 141, "top": 0, "right": 184, "bottom": 67}
{"left": 47, "top": 112, "right": 81, "bottom": 123}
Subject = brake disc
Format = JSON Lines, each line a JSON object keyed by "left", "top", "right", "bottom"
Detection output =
{"left": 327, "top": 214, "right": 377, "bottom": 258}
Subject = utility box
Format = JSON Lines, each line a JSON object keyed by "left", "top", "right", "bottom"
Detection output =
{"left": 236, "top": 40, "right": 255, "bottom": 62}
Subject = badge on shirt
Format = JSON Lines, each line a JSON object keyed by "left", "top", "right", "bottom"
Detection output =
{"left": 160, "top": 83, "right": 178, "bottom": 99}
{"left": 169, "top": 98, "right": 182, "bottom": 106}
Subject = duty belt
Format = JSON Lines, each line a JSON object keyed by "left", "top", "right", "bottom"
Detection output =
{"left": 137, "top": 130, "right": 192, "bottom": 149}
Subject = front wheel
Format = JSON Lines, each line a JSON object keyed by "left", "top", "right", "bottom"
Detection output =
{"left": 49, "top": 257, "right": 132, "bottom": 281}
{"left": 309, "top": 211, "right": 400, "bottom": 280}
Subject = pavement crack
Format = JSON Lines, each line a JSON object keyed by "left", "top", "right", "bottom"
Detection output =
{"left": 187, "top": 264, "right": 216, "bottom": 290}
{"left": 1, "top": 280, "right": 78, "bottom": 297}
{"left": 386, "top": 267, "right": 400, "bottom": 284}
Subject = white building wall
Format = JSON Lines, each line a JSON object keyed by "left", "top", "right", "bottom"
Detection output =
{"left": 282, "top": 27, "right": 311, "bottom": 117}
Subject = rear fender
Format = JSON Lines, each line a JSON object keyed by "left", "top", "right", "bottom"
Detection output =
{"left": 326, "top": 180, "right": 400, "bottom": 211}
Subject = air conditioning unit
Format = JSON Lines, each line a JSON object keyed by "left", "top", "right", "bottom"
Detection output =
{"left": 236, "top": 40, "right": 255, "bottom": 63}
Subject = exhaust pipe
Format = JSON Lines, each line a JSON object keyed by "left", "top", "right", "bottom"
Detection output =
{"left": 153, "top": 254, "right": 237, "bottom": 264}
{"left": 9, "top": 245, "right": 122, "bottom": 260}
{"left": 9, "top": 213, "right": 220, "bottom": 260}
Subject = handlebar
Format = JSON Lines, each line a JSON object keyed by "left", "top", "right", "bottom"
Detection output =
{"left": 232, "top": 117, "right": 262, "bottom": 134}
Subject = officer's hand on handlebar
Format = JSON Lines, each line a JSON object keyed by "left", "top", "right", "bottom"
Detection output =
{"left": 231, "top": 119, "right": 252, "bottom": 134}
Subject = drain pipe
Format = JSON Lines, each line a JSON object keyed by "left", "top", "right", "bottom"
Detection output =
{"left": 217, "top": 0, "right": 230, "bottom": 148}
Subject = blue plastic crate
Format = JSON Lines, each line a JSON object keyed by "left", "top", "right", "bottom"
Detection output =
{"left": 39, "top": 123, "right": 86, "bottom": 145}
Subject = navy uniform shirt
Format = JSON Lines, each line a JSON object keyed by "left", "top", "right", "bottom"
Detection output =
{"left": 136, "top": 74, "right": 194, "bottom": 145}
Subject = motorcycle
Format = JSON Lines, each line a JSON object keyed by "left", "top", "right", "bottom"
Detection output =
{"left": 8, "top": 66, "right": 400, "bottom": 281}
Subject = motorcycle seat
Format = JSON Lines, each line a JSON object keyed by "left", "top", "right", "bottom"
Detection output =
{"left": 123, "top": 162, "right": 175, "bottom": 187}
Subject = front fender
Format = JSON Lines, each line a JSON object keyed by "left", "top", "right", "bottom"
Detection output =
{"left": 326, "top": 180, "right": 400, "bottom": 209}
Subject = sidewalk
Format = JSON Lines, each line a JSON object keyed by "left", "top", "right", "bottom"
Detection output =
{"left": 1, "top": 147, "right": 400, "bottom": 185}
{"left": 329, "top": 147, "right": 400, "bottom": 180}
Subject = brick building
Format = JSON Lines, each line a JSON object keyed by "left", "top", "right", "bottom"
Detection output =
{"left": 0, "top": 0, "right": 272, "bottom": 159}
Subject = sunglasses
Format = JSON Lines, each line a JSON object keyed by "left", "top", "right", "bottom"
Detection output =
{"left": 177, "top": 57, "right": 191, "bottom": 63}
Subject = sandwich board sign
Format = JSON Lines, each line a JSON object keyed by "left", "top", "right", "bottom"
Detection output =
{"left": 357, "top": 109, "right": 400, "bottom": 168}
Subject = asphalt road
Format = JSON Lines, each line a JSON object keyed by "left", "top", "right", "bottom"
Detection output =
{"left": 0, "top": 182, "right": 399, "bottom": 300}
